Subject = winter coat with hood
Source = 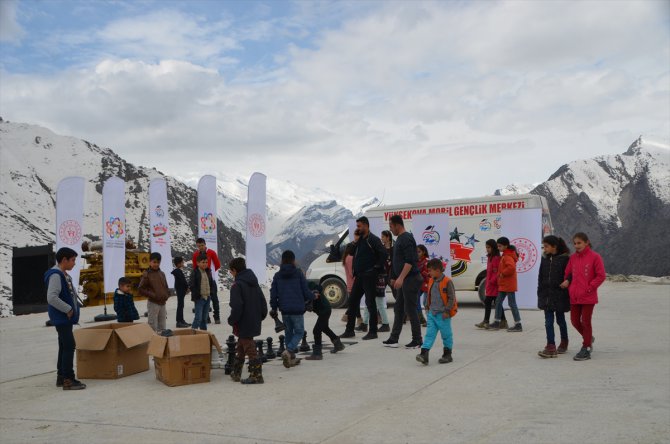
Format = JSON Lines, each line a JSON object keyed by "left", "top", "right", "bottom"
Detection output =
{"left": 497, "top": 248, "right": 518, "bottom": 292}
{"left": 537, "top": 253, "right": 570, "bottom": 312}
{"left": 228, "top": 268, "right": 268, "bottom": 338}
{"left": 485, "top": 254, "right": 501, "bottom": 297}
{"left": 564, "top": 246, "right": 606, "bottom": 305}
{"left": 270, "top": 264, "right": 315, "bottom": 315}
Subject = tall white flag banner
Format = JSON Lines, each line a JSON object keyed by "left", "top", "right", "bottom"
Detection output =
{"left": 149, "top": 178, "right": 174, "bottom": 287}
{"left": 56, "top": 177, "right": 85, "bottom": 288}
{"left": 197, "top": 175, "right": 218, "bottom": 273}
{"left": 246, "top": 172, "right": 267, "bottom": 283}
{"left": 412, "top": 214, "right": 451, "bottom": 277}
{"left": 102, "top": 177, "right": 126, "bottom": 294}
{"left": 501, "top": 208, "right": 542, "bottom": 309}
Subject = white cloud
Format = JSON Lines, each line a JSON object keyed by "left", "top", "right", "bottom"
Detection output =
{"left": 1, "top": 1, "right": 668, "bottom": 203}
{"left": 0, "top": 0, "right": 24, "bottom": 43}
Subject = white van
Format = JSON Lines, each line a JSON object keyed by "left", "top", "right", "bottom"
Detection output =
{"left": 306, "top": 194, "right": 553, "bottom": 308}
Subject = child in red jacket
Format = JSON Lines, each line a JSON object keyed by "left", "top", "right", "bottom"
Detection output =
{"left": 476, "top": 239, "right": 507, "bottom": 329}
{"left": 560, "top": 232, "right": 606, "bottom": 361}
{"left": 487, "top": 237, "right": 522, "bottom": 332}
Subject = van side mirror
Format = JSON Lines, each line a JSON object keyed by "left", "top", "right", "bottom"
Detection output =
{"left": 326, "top": 244, "right": 342, "bottom": 263}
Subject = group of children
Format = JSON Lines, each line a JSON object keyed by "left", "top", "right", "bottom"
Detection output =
{"left": 47, "top": 228, "right": 605, "bottom": 391}
{"left": 475, "top": 232, "right": 606, "bottom": 361}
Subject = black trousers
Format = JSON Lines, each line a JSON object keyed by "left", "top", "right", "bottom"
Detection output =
{"left": 346, "top": 272, "right": 378, "bottom": 333}
{"left": 313, "top": 312, "right": 338, "bottom": 347}
{"left": 56, "top": 324, "right": 76, "bottom": 379}
{"left": 176, "top": 290, "right": 186, "bottom": 323}
{"left": 484, "top": 296, "right": 506, "bottom": 323}
{"left": 390, "top": 273, "right": 423, "bottom": 342}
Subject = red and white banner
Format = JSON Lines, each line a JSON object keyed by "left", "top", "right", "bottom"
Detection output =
{"left": 56, "top": 177, "right": 85, "bottom": 288}
{"left": 412, "top": 214, "right": 451, "bottom": 277}
{"left": 197, "top": 175, "right": 218, "bottom": 273}
{"left": 149, "top": 178, "right": 174, "bottom": 287}
{"left": 246, "top": 172, "right": 267, "bottom": 283}
{"left": 102, "top": 177, "right": 126, "bottom": 294}
{"left": 501, "top": 208, "right": 542, "bottom": 309}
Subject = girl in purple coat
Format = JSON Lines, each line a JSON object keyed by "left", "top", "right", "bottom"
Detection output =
{"left": 560, "top": 232, "right": 606, "bottom": 361}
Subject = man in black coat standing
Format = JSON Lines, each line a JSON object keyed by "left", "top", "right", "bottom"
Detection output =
{"left": 340, "top": 216, "right": 388, "bottom": 340}
{"left": 227, "top": 257, "right": 268, "bottom": 384}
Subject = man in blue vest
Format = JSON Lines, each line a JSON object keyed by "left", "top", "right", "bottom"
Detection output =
{"left": 46, "top": 247, "right": 86, "bottom": 390}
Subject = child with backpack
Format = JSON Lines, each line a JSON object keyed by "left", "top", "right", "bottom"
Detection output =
{"left": 560, "top": 232, "right": 606, "bottom": 361}
{"left": 415, "top": 258, "right": 456, "bottom": 365}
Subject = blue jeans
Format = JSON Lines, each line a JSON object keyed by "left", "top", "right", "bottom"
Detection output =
{"left": 545, "top": 310, "right": 568, "bottom": 345}
{"left": 495, "top": 291, "right": 521, "bottom": 323}
{"left": 192, "top": 298, "right": 211, "bottom": 330}
{"left": 282, "top": 314, "right": 305, "bottom": 353}
{"left": 422, "top": 311, "right": 453, "bottom": 350}
{"left": 56, "top": 324, "right": 75, "bottom": 379}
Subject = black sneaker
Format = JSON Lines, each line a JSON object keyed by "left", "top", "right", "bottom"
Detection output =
{"left": 573, "top": 347, "right": 591, "bottom": 361}
{"left": 404, "top": 339, "right": 423, "bottom": 349}
{"left": 486, "top": 321, "right": 501, "bottom": 330}
{"left": 378, "top": 324, "right": 390, "bottom": 332}
{"left": 56, "top": 375, "right": 64, "bottom": 387}
{"left": 354, "top": 323, "right": 368, "bottom": 332}
{"left": 339, "top": 330, "right": 355, "bottom": 339}
{"left": 382, "top": 338, "right": 399, "bottom": 348}
{"left": 361, "top": 332, "right": 378, "bottom": 340}
{"left": 507, "top": 323, "right": 523, "bottom": 332}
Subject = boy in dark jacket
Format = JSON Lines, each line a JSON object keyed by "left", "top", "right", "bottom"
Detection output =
{"left": 46, "top": 247, "right": 85, "bottom": 390}
{"left": 227, "top": 257, "right": 268, "bottom": 384}
{"left": 305, "top": 282, "right": 344, "bottom": 360}
{"left": 270, "top": 250, "right": 315, "bottom": 368}
{"left": 171, "top": 257, "right": 190, "bottom": 328}
{"left": 113, "top": 277, "right": 139, "bottom": 323}
{"left": 190, "top": 254, "right": 217, "bottom": 331}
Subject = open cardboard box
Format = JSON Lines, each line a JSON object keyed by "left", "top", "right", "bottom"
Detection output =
{"left": 147, "top": 329, "right": 222, "bottom": 387}
{"left": 74, "top": 323, "right": 154, "bottom": 379}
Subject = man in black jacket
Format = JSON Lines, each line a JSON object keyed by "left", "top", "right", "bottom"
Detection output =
{"left": 227, "top": 257, "right": 268, "bottom": 384}
{"left": 340, "top": 216, "right": 388, "bottom": 340}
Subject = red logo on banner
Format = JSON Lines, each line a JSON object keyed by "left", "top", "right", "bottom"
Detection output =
{"left": 450, "top": 242, "right": 474, "bottom": 262}
{"left": 58, "top": 220, "right": 82, "bottom": 246}
{"left": 512, "top": 237, "right": 538, "bottom": 273}
{"left": 248, "top": 213, "right": 265, "bottom": 237}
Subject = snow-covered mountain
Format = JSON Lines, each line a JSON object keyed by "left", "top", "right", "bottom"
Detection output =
{"left": 494, "top": 183, "right": 537, "bottom": 196}
{"left": 0, "top": 120, "right": 377, "bottom": 315}
{"left": 503, "top": 137, "right": 670, "bottom": 276}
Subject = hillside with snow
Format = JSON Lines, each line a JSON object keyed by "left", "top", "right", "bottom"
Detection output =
{"left": 0, "top": 119, "right": 377, "bottom": 315}
{"left": 529, "top": 137, "right": 670, "bottom": 276}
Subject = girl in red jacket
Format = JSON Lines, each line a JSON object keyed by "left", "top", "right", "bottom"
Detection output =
{"left": 487, "top": 237, "right": 522, "bottom": 332}
{"left": 560, "top": 232, "right": 606, "bottom": 361}
{"left": 476, "top": 239, "right": 507, "bottom": 329}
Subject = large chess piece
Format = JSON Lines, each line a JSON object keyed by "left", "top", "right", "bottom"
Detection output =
{"left": 256, "top": 340, "right": 268, "bottom": 363}
{"left": 271, "top": 311, "right": 285, "bottom": 333}
{"left": 299, "top": 331, "right": 311, "bottom": 352}
{"left": 224, "top": 335, "right": 237, "bottom": 375}
{"left": 265, "top": 337, "right": 277, "bottom": 359}
{"left": 277, "top": 334, "right": 286, "bottom": 356}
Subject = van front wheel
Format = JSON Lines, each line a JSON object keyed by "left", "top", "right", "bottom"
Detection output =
{"left": 321, "top": 278, "right": 348, "bottom": 308}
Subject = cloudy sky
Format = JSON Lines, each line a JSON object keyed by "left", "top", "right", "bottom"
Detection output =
{"left": 1, "top": 0, "right": 668, "bottom": 204}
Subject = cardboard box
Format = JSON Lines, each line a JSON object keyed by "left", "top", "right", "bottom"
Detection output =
{"left": 74, "top": 323, "right": 154, "bottom": 379}
{"left": 147, "top": 329, "right": 222, "bottom": 387}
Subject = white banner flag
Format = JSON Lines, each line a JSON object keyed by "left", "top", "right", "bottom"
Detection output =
{"left": 501, "top": 208, "right": 542, "bottom": 309}
{"left": 412, "top": 214, "right": 451, "bottom": 277}
{"left": 102, "top": 177, "right": 126, "bottom": 293}
{"left": 197, "top": 175, "right": 218, "bottom": 273}
{"left": 56, "top": 177, "right": 85, "bottom": 288}
{"left": 149, "top": 178, "right": 174, "bottom": 287}
{"left": 246, "top": 172, "right": 267, "bottom": 283}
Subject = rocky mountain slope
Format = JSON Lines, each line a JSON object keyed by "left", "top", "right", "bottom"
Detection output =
{"left": 530, "top": 137, "right": 670, "bottom": 276}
